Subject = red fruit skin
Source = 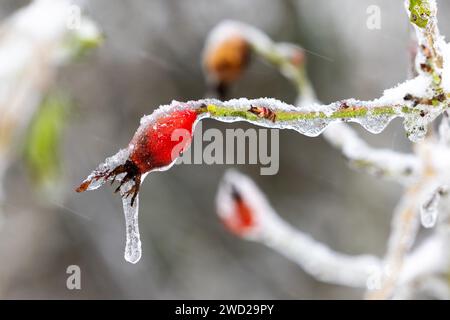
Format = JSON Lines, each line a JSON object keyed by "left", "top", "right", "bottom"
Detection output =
{"left": 222, "top": 198, "right": 256, "bottom": 236}
{"left": 129, "top": 109, "right": 198, "bottom": 173}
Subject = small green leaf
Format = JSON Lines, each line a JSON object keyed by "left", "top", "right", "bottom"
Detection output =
{"left": 23, "top": 93, "right": 71, "bottom": 186}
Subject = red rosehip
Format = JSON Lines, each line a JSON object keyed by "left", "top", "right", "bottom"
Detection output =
{"left": 221, "top": 186, "right": 256, "bottom": 236}
{"left": 76, "top": 107, "right": 199, "bottom": 206}
{"left": 130, "top": 109, "right": 198, "bottom": 172}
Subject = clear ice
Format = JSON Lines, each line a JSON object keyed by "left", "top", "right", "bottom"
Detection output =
{"left": 420, "top": 186, "right": 447, "bottom": 228}
{"left": 122, "top": 193, "right": 142, "bottom": 263}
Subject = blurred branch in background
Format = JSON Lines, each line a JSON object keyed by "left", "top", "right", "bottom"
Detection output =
{"left": 0, "top": 0, "right": 100, "bottom": 298}
{"left": 0, "top": 0, "right": 101, "bottom": 206}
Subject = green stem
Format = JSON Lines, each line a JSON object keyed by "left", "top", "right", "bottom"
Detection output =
{"left": 200, "top": 101, "right": 416, "bottom": 122}
{"left": 251, "top": 44, "right": 312, "bottom": 100}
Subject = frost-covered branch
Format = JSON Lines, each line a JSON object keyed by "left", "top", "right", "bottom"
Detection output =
{"left": 366, "top": 182, "right": 423, "bottom": 299}
{"left": 406, "top": 0, "right": 445, "bottom": 91}
{"left": 77, "top": 0, "right": 450, "bottom": 289}
{"left": 200, "top": 86, "right": 432, "bottom": 138}
{"left": 359, "top": 0, "right": 450, "bottom": 299}
{"left": 204, "top": 3, "right": 450, "bottom": 299}
{"left": 323, "top": 124, "right": 420, "bottom": 183}
{"left": 76, "top": 92, "right": 428, "bottom": 263}
{"left": 215, "top": 170, "right": 381, "bottom": 288}
{"left": 366, "top": 138, "right": 443, "bottom": 299}
{"left": 215, "top": 169, "right": 450, "bottom": 293}
{"left": 76, "top": 86, "right": 444, "bottom": 201}
{"left": 204, "top": 20, "right": 425, "bottom": 182}
{"left": 392, "top": 225, "right": 450, "bottom": 299}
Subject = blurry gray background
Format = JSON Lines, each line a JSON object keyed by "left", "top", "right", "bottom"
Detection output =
{"left": 1, "top": 0, "right": 449, "bottom": 299}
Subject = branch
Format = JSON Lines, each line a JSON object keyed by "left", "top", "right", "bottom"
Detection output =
{"left": 406, "top": 0, "right": 445, "bottom": 91}
{"left": 323, "top": 123, "right": 420, "bottom": 183}
{"left": 204, "top": 20, "right": 426, "bottom": 181}
{"left": 366, "top": 184, "right": 421, "bottom": 299}
{"left": 215, "top": 169, "right": 381, "bottom": 288}
{"left": 366, "top": 140, "right": 438, "bottom": 299}
{"left": 394, "top": 230, "right": 450, "bottom": 299}
{"left": 203, "top": 20, "right": 314, "bottom": 101}
{"left": 78, "top": 3, "right": 450, "bottom": 268}
{"left": 200, "top": 72, "right": 442, "bottom": 140}
{"left": 362, "top": 1, "right": 450, "bottom": 299}
{"left": 77, "top": 63, "right": 441, "bottom": 266}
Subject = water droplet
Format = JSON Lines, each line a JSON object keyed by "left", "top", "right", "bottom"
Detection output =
{"left": 420, "top": 186, "right": 445, "bottom": 228}
{"left": 358, "top": 114, "right": 396, "bottom": 134}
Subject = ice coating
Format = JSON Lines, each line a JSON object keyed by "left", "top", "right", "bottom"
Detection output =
{"left": 138, "top": 75, "right": 440, "bottom": 142}
{"left": 205, "top": 97, "right": 405, "bottom": 138}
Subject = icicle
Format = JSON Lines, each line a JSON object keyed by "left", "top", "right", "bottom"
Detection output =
{"left": 420, "top": 185, "right": 448, "bottom": 228}
{"left": 122, "top": 193, "right": 142, "bottom": 264}
{"left": 358, "top": 113, "right": 397, "bottom": 134}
